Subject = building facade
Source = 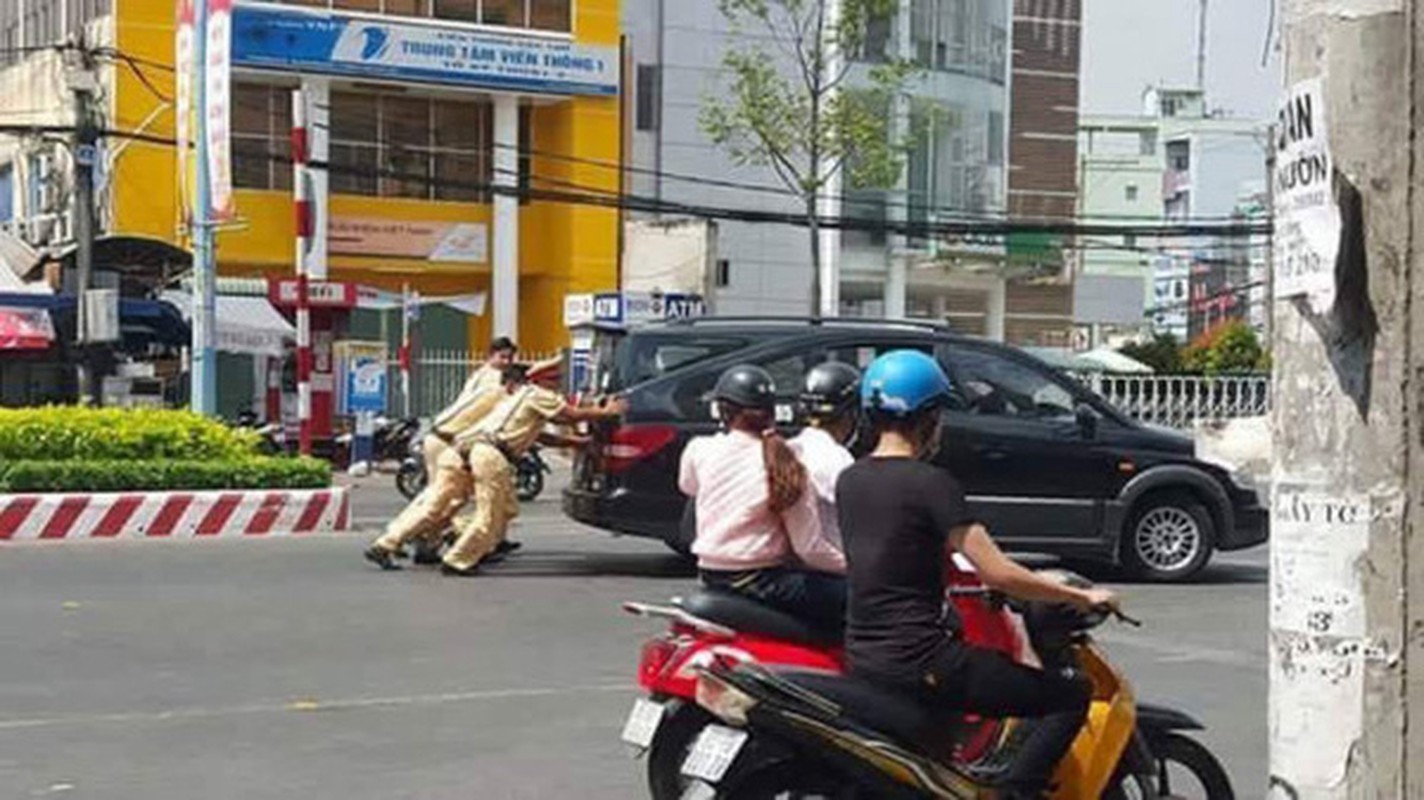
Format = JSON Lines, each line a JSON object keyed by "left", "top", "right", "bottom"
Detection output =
{"left": 1077, "top": 87, "right": 1267, "bottom": 345}
{"left": 624, "top": 0, "right": 1087, "bottom": 344}
{"left": 2, "top": 0, "right": 623, "bottom": 359}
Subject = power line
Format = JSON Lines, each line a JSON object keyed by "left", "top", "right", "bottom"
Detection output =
{"left": 7, "top": 123, "right": 1272, "bottom": 242}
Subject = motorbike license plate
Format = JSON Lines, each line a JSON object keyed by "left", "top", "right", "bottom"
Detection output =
{"left": 681, "top": 724, "right": 748, "bottom": 783}
{"left": 620, "top": 698, "right": 666, "bottom": 749}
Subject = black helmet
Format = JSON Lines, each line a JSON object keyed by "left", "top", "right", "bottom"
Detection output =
{"left": 712, "top": 364, "right": 776, "bottom": 410}
{"left": 800, "top": 362, "right": 861, "bottom": 418}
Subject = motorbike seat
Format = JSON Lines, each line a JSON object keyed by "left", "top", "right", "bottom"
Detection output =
{"left": 774, "top": 669, "right": 965, "bottom": 756}
{"left": 677, "top": 590, "right": 842, "bottom": 647}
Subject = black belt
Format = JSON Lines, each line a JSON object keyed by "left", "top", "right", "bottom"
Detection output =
{"left": 469, "top": 434, "right": 518, "bottom": 465}
{"left": 431, "top": 430, "right": 458, "bottom": 447}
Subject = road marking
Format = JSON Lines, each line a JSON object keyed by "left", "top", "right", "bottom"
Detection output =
{"left": 0, "top": 683, "right": 635, "bottom": 732}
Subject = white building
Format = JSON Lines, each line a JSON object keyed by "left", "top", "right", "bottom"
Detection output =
{"left": 623, "top": 0, "right": 1039, "bottom": 338}
{"left": 1077, "top": 87, "right": 1268, "bottom": 344}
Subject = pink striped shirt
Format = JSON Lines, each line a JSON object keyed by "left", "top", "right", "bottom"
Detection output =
{"left": 678, "top": 430, "right": 846, "bottom": 575}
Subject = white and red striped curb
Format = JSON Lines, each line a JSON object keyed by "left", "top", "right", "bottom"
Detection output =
{"left": 0, "top": 488, "right": 350, "bottom": 541}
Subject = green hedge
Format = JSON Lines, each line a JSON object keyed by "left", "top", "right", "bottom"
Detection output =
{"left": 0, "top": 406, "right": 262, "bottom": 462}
{"left": 0, "top": 458, "right": 331, "bottom": 493}
{"left": 0, "top": 407, "right": 332, "bottom": 492}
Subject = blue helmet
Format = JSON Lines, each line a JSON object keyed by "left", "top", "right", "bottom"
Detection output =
{"left": 860, "top": 350, "right": 954, "bottom": 417}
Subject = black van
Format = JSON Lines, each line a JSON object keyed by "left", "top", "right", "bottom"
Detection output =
{"left": 563, "top": 317, "right": 1266, "bottom": 581}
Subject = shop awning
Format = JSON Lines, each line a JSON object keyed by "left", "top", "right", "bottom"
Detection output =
{"left": 0, "top": 292, "right": 189, "bottom": 348}
{"left": 0, "top": 305, "right": 55, "bottom": 350}
{"left": 160, "top": 291, "right": 294, "bottom": 357}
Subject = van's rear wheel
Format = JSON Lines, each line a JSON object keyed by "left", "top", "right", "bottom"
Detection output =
{"left": 1121, "top": 491, "right": 1215, "bottom": 582}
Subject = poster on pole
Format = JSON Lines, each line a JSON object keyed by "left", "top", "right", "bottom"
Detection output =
{"left": 1273, "top": 78, "right": 1341, "bottom": 315}
{"left": 336, "top": 341, "right": 389, "bottom": 415}
{"left": 204, "top": 0, "right": 236, "bottom": 222}
{"left": 175, "top": 0, "right": 196, "bottom": 233}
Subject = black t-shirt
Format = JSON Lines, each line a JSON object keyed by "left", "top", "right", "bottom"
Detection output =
{"left": 836, "top": 457, "right": 975, "bottom": 680}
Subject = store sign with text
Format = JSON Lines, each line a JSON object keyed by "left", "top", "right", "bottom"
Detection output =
{"left": 231, "top": 5, "right": 619, "bottom": 96}
{"left": 329, "top": 217, "right": 488, "bottom": 264}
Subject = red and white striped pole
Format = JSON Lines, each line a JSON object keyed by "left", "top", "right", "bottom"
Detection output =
{"left": 292, "top": 89, "right": 313, "bottom": 457}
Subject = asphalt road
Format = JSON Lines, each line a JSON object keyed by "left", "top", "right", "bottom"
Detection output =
{"left": 0, "top": 476, "right": 1266, "bottom": 799}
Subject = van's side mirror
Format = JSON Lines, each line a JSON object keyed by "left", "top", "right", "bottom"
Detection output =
{"left": 1075, "top": 403, "right": 1099, "bottom": 440}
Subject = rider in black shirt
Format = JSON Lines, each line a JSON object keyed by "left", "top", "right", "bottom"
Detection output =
{"left": 837, "top": 350, "right": 1121, "bottom": 799}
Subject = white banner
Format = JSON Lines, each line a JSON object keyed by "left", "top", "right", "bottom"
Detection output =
{"left": 204, "top": 0, "right": 235, "bottom": 221}
{"left": 175, "top": 0, "right": 195, "bottom": 230}
{"left": 1273, "top": 78, "right": 1341, "bottom": 314}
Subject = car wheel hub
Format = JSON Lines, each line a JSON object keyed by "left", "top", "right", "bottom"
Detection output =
{"left": 1135, "top": 507, "right": 1202, "bottom": 571}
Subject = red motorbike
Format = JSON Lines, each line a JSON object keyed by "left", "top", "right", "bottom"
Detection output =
{"left": 619, "top": 558, "right": 1024, "bottom": 800}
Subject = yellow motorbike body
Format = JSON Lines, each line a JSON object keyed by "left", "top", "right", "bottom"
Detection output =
{"left": 1046, "top": 643, "right": 1139, "bottom": 799}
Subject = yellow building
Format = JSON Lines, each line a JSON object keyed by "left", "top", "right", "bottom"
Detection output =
{"left": 112, "top": 0, "right": 622, "bottom": 355}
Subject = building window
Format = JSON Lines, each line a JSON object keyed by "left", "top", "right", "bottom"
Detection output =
{"left": 232, "top": 83, "right": 294, "bottom": 192}
{"left": 1124, "top": 184, "right": 1138, "bottom": 202}
{"left": 329, "top": 92, "right": 380, "bottom": 196}
{"left": 1166, "top": 140, "right": 1190, "bottom": 172}
{"left": 987, "top": 111, "right": 1003, "bottom": 166}
{"left": 635, "top": 65, "right": 661, "bottom": 132}
{"left": 907, "top": 0, "right": 1004, "bottom": 83}
{"left": 289, "top": 0, "right": 571, "bottom": 32}
{"left": 234, "top": 82, "right": 496, "bottom": 201}
{"left": 716, "top": 259, "right": 730, "bottom": 288}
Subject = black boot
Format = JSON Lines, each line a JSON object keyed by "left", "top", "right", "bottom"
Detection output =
{"left": 363, "top": 546, "right": 403, "bottom": 571}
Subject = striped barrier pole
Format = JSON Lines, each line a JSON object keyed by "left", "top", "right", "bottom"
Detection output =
{"left": 292, "top": 88, "right": 313, "bottom": 457}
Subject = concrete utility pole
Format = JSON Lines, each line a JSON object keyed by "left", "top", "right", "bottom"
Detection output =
{"left": 1268, "top": 1, "right": 1422, "bottom": 797}
{"left": 70, "top": 47, "right": 99, "bottom": 406}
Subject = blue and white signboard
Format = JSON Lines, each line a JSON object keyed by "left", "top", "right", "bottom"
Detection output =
{"left": 345, "top": 353, "right": 388, "bottom": 414}
{"left": 231, "top": 5, "right": 619, "bottom": 97}
{"left": 568, "top": 292, "right": 707, "bottom": 326}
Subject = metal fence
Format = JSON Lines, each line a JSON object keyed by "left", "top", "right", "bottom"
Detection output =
{"left": 1074, "top": 372, "right": 1272, "bottom": 430}
{"left": 386, "top": 349, "right": 561, "bottom": 418}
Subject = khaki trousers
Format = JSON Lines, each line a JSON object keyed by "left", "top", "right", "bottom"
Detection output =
{"left": 374, "top": 435, "right": 471, "bottom": 552}
{"left": 442, "top": 443, "right": 517, "bottom": 571}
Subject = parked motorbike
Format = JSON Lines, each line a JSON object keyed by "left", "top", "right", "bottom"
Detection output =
{"left": 396, "top": 439, "right": 549, "bottom": 502}
{"left": 515, "top": 445, "right": 551, "bottom": 501}
{"left": 676, "top": 571, "right": 1234, "bottom": 799}
{"left": 232, "top": 410, "right": 285, "bottom": 455}
{"left": 620, "top": 561, "right": 1023, "bottom": 800}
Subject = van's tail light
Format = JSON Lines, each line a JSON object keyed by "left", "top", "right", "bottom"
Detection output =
{"left": 603, "top": 424, "right": 678, "bottom": 474}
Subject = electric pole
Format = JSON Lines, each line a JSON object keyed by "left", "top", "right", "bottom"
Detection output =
{"left": 1195, "top": 0, "right": 1208, "bottom": 91}
{"left": 69, "top": 43, "right": 99, "bottom": 407}
{"left": 1269, "top": 1, "right": 1422, "bottom": 797}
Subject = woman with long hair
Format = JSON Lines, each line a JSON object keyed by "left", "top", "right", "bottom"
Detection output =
{"left": 678, "top": 364, "right": 846, "bottom": 634}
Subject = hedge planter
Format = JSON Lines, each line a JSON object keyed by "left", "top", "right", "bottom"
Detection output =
{"left": 0, "top": 488, "right": 350, "bottom": 540}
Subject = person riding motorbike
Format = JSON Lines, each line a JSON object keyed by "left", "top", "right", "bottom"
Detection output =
{"left": 789, "top": 361, "right": 860, "bottom": 550}
{"left": 678, "top": 365, "right": 847, "bottom": 635}
{"left": 836, "top": 350, "right": 1120, "bottom": 799}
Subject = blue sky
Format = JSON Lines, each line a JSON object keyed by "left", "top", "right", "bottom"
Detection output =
{"left": 1080, "top": 0, "right": 1281, "bottom": 120}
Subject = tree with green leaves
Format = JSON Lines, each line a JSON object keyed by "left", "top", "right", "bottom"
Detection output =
{"left": 1182, "top": 321, "right": 1269, "bottom": 375}
{"left": 700, "top": 0, "right": 917, "bottom": 316}
{"left": 1119, "top": 333, "right": 1184, "bottom": 374}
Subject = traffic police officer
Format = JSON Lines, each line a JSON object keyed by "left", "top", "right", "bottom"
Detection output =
{"left": 441, "top": 359, "right": 626, "bottom": 576}
{"left": 363, "top": 337, "right": 517, "bottom": 570}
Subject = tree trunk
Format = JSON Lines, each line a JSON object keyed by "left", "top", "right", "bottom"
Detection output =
{"left": 807, "top": 193, "right": 822, "bottom": 318}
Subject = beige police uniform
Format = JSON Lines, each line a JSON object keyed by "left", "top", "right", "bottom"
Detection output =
{"left": 442, "top": 383, "right": 567, "bottom": 571}
{"left": 372, "top": 364, "right": 505, "bottom": 554}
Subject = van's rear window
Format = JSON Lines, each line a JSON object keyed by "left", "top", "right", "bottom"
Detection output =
{"left": 605, "top": 334, "right": 750, "bottom": 389}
